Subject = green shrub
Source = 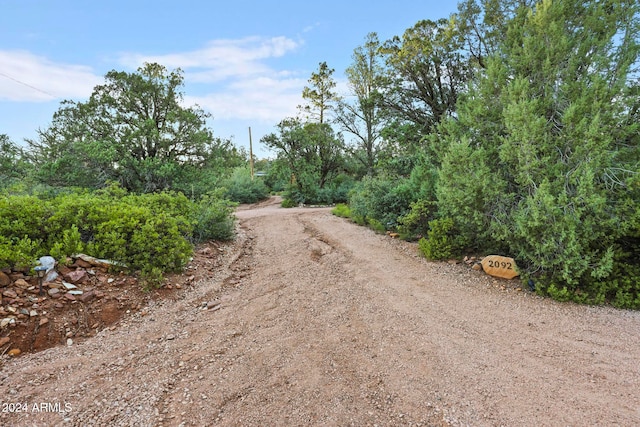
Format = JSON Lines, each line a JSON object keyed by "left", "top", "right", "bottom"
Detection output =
{"left": 331, "top": 203, "right": 351, "bottom": 218}
{"left": 49, "top": 225, "right": 84, "bottom": 263}
{"left": 397, "top": 199, "right": 437, "bottom": 240}
{"left": 191, "top": 190, "right": 236, "bottom": 242}
{"left": 0, "top": 184, "right": 237, "bottom": 288}
{"left": 418, "top": 218, "right": 457, "bottom": 260}
{"left": 348, "top": 176, "right": 413, "bottom": 230}
{"left": 223, "top": 167, "right": 269, "bottom": 204}
{"left": 367, "top": 218, "right": 386, "bottom": 234}
{"left": 281, "top": 198, "right": 298, "bottom": 208}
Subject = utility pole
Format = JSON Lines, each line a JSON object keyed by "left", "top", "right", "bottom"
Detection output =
{"left": 248, "top": 126, "right": 254, "bottom": 181}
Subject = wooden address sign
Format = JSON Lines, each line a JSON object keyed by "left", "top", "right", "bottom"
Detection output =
{"left": 480, "top": 255, "right": 520, "bottom": 280}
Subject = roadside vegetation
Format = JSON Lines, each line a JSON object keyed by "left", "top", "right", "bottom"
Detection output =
{"left": 2, "top": 0, "right": 638, "bottom": 306}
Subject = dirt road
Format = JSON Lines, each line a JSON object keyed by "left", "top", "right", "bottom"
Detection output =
{"left": 2, "top": 197, "right": 640, "bottom": 426}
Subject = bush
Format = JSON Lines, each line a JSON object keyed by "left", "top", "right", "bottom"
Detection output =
{"left": 418, "top": 218, "right": 458, "bottom": 260}
{"left": 0, "top": 184, "right": 237, "bottom": 287}
{"left": 349, "top": 176, "right": 410, "bottom": 230}
{"left": 397, "top": 199, "right": 438, "bottom": 240}
{"left": 281, "top": 198, "right": 298, "bottom": 208}
{"left": 331, "top": 203, "right": 351, "bottom": 218}
{"left": 222, "top": 167, "right": 269, "bottom": 204}
{"left": 367, "top": 218, "right": 386, "bottom": 234}
{"left": 190, "top": 190, "right": 237, "bottom": 242}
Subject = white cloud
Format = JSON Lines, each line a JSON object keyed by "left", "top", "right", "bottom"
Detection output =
{"left": 1, "top": 36, "right": 309, "bottom": 130}
{"left": 185, "top": 76, "right": 306, "bottom": 122}
{"left": 119, "top": 36, "right": 301, "bottom": 82}
{"left": 0, "top": 50, "right": 102, "bottom": 102}
{"left": 120, "top": 36, "right": 308, "bottom": 125}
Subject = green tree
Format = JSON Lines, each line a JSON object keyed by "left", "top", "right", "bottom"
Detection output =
{"left": 262, "top": 118, "right": 344, "bottom": 203}
{"left": 437, "top": 0, "right": 640, "bottom": 304}
{"left": 28, "top": 63, "right": 240, "bottom": 194}
{"left": 455, "top": 0, "right": 538, "bottom": 68}
{"left": 0, "top": 134, "right": 31, "bottom": 188}
{"left": 334, "top": 33, "right": 386, "bottom": 175}
{"left": 300, "top": 62, "right": 340, "bottom": 124}
{"left": 380, "top": 19, "right": 473, "bottom": 137}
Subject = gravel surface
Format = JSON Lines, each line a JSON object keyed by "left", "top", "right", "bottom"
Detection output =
{"left": 1, "top": 196, "right": 639, "bottom": 426}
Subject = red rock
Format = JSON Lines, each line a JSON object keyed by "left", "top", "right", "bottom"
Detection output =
{"left": 64, "top": 269, "right": 88, "bottom": 284}
{"left": 57, "top": 265, "right": 73, "bottom": 276}
{"left": 64, "top": 293, "right": 76, "bottom": 301}
{"left": 0, "top": 271, "right": 10, "bottom": 287}
{"left": 9, "top": 272, "right": 24, "bottom": 281}
{"left": 74, "top": 258, "right": 93, "bottom": 269}
{"left": 39, "top": 318, "right": 49, "bottom": 326}
{"left": 480, "top": 255, "right": 520, "bottom": 280}
{"left": 79, "top": 290, "right": 95, "bottom": 303}
{"left": 13, "top": 278, "right": 30, "bottom": 288}
{"left": 2, "top": 289, "right": 17, "bottom": 299}
{"left": 0, "top": 336, "right": 10, "bottom": 346}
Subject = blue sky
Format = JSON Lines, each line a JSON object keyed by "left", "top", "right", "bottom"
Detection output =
{"left": 1, "top": 0, "right": 460, "bottom": 157}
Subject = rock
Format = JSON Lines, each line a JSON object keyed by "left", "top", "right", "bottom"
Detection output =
{"left": 66, "top": 338, "right": 73, "bottom": 346}
{"left": 472, "top": 263, "right": 482, "bottom": 271}
{"left": 62, "top": 282, "right": 78, "bottom": 290}
{"left": 64, "top": 269, "right": 87, "bottom": 284}
{"left": 14, "top": 279, "right": 30, "bottom": 289}
{"left": 480, "top": 255, "right": 520, "bottom": 280}
{"left": 44, "top": 270, "right": 59, "bottom": 283}
{"left": 8, "top": 348, "right": 21, "bottom": 357}
{"left": 39, "top": 256, "right": 56, "bottom": 271}
{"left": 2, "top": 289, "right": 17, "bottom": 299}
{"left": 69, "top": 290, "right": 83, "bottom": 296}
{"left": 389, "top": 232, "right": 400, "bottom": 238}
{"left": 79, "top": 290, "right": 95, "bottom": 303}
{"left": 73, "top": 258, "right": 93, "bottom": 269}
{"left": 63, "top": 293, "right": 76, "bottom": 301}
{"left": 207, "top": 301, "right": 220, "bottom": 310}
{"left": 74, "top": 254, "right": 125, "bottom": 269}
{"left": 29, "top": 310, "right": 37, "bottom": 317}
{"left": 39, "top": 318, "right": 49, "bottom": 326}
{"left": 48, "top": 288, "right": 60, "bottom": 297}
{"left": 0, "top": 336, "right": 9, "bottom": 346}
{"left": 0, "top": 318, "right": 11, "bottom": 328}
{"left": 0, "top": 271, "right": 11, "bottom": 287}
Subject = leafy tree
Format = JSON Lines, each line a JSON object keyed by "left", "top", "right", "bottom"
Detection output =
{"left": 334, "top": 33, "right": 386, "bottom": 175}
{"left": 299, "top": 62, "right": 340, "bottom": 124}
{"left": 455, "top": 0, "right": 538, "bottom": 68}
{"left": 262, "top": 118, "right": 344, "bottom": 203}
{"left": 379, "top": 19, "right": 473, "bottom": 138}
{"left": 28, "top": 63, "right": 240, "bottom": 195}
{"left": 0, "top": 134, "right": 31, "bottom": 188}
{"left": 437, "top": 0, "right": 640, "bottom": 305}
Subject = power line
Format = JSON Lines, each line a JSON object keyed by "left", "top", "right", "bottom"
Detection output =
{"left": 0, "top": 71, "right": 56, "bottom": 98}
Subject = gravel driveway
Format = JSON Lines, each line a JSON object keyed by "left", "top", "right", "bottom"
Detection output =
{"left": 2, "top": 197, "right": 639, "bottom": 426}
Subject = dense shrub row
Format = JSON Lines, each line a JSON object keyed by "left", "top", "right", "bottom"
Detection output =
{"left": 0, "top": 184, "right": 236, "bottom": 286}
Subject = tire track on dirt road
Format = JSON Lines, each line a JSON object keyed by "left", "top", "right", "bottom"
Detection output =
{"left": 1, "top": 199, "right": 639, "bottom": 426}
